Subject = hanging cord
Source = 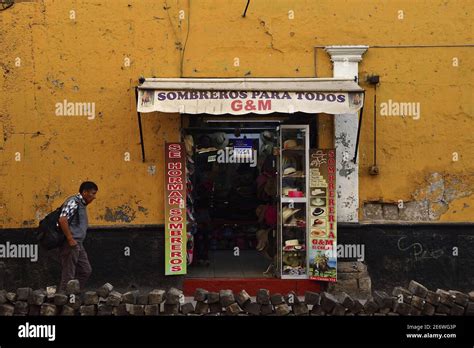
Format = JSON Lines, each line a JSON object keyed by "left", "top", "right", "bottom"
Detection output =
{"left": 242, "top": 0, "right": 250, "bottom": 17}
{"left": 373, "top": 84, "right": 377, "bottom": 167}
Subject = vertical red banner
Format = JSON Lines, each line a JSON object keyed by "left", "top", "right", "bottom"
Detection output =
{"left": 164, "top": 143, "right": 187, "bottom": 275}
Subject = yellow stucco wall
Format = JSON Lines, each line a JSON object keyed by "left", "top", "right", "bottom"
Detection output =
{"left": 0, "top": 0, "right": 472, "bottom": 227}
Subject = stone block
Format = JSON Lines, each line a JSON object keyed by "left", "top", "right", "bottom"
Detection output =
{"left": 304, "top": 291, "right": 320, "bottom": 306}
{"left": 257, "top": 289, "right": 270, "bottom": 305}
{"left": 236, "top": 290, "right": 251, "bottom": 307}
{"left": 422, "top": 302, "right": 435, "bottom": 316}
{"left": 293, "top": 303, "right": 309, "bottom": 316}
{"left": 364, "top": 203, "right": 383, "bottom": 220}
{"left": 219, "top": 289, "right": 235, "bottom": 307}
{"left": 450, "top": 304, "right": 465, "bottom": 316}
{"left": 129, "top": 304, "right": 144, "bottom": 316}
{"left": 166, "top": 288, "right": 183, "bottom": 305}
{"left": 144, "top": 304, "right": 159, "bottom": 316}
{"left": 41, "top": 303, "right": 58, "bottom": 316}
{"left": 113, "top": 304, "right": 129, "bottom": 316}
{"left": 399, "top": 201, "right": 429, "bottom": 221}
{"left": 97, "top": 304, "right": 113, "bottom": 316}
{"left": 148, "top": 289, "right": 165, "bottom": 304}
{"left": 84, "top": 291, "right": 99, "bottom": 305}
{"left": 137, "top": 293, "right": 149, "bottom": 305}
{"left": 14, "top": 301, "right": 29, "bottom": 315}
{"left": 411, "top": 295, "right": 426, "bottom": 310}
{"left": 260, "top": 304, "right": 273, "bottom": 315}
{"left": 54, "top": 293, "right": 69, "bottom": 306}
{"left": 16, "top": 288, "right": 32, "bottom": 301}
{"left": 79, "top": 305, "right": 96, "bottom": 316}
{"left": 61, "top": 305, "right": 75, "bottom": 316}
{"left": 436, "top": 289, "right": 454, "bottom": 306}
{"left": 207, "top": 292, "right": 220, "bottom": 304}
{"left": 270, "top": 293, "right": 285, "bottom": 306}
{"left": 408, "top": 280, "right": 428, "bottom": 298}
{"left": 320, "top": 292, "right": 338, "bottom": 312}
{"left": 97, "top": 283, "right": 113, "bottom": 298}
{"left": 164, "top": 303, "right": 180, "bottom": 315}
{"left": 181, "top": 303, "right": 195, "bottom": 315}
{"left": 382, "top": 204, "right": 399, "bottom": 220}
{"left": 66, "top": 280, "right": 81, "bottom": 295}
{"left": 0, "top": 304, "right": 14, "bottom": 316}
{"left": 209, "top": 302, "right": 222, "bottom": 314}
{"left": 225, "top": 303, "right": 241, "bottom": 315}
{"left": 275, "top": 303, "right": 291, "bottom": 316}
{"left": 331, "top": 303, "right": 346, "bottom": 316}
{"left": 394, "top": 302, "right": 411, "bottom": 316}
{"left": 122, "top": 290, "right": 139, "bottom": 304}
{"left": 194, "top": 301, "right": 209, "bottom": 315}
{"left": 425, "top": 290, "right": 440, "bottom": 306}
{"left": 449, "top": 290, "right": 469, "bottom": 307}
{"left": 194, "top": 288, "right": 208, "bottom": 302}
{"left": 28, "top": 290, "right": 45, "bottom": 306}
{"left": 243, "top": 302, "right": 260, "bottom": 316}
{"left": 106, "top": 291, "right": 122, "bottom": 306}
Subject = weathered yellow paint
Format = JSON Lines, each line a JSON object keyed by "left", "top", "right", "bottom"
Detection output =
{"left": 0, "top": 0, "right": 472, "bottom": 227}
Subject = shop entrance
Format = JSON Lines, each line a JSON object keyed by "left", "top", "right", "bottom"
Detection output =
{"left": 182, "top": 114, "right": 317, "bottom": 278}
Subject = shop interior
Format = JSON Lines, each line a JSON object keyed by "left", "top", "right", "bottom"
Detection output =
{"left": 182, "top": 114, "right": 317, "bottom": 278}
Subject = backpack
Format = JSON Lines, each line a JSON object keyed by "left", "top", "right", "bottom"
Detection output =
{"left": 36, "top": 206, "right": 67, "bottom": 250}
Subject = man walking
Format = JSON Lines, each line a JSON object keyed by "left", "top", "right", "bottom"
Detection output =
{"left": 58, "top": 181, "right": 98, "bottom": 292}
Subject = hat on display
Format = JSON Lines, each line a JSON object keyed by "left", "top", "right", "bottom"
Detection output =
{"left": 260, "top": 131, "right": 275, "bottom": 144}
{"left": 263, "top": 176, "right": 277, "bottom": 197}
{"left": 212, "top": 132, "right": 229, "bottom": 149}
{"left": 288, "top": 190, "right": 304, "bottom": 198}
{"left": 283, "top": 167, "right": 297, "bottom": 175}
{"left": 264, "top": 204, "right": 277, "bottom": 226}
{"left": 282, "top": 186, "right": 297, "bottom": 196}
{"left": 256, "top": 229, "right": 269, "bottom": 251}
{"left": 311, "top": 198, "right": 325, "bottom": 206}
{"left": 311, "top": 188, "right": 325, "bottom": 196}
{"left": 282, "top": 206, "right": 301, "bottom": 223}
{"left": 255, "top": 204, "right": 267, "bottom": 223}
{"left": 283, "top": 251, "right": 304, "bottom": 267}
{"left": 283, "top": 139, "right": 298, "bottom": 149}
{"left": 260, "top": 143, "right": 273, "bottom": 156}
{"left": 312, "top": 207, "right": 325, "bottom": 217}
{"left": 282, "top": 155, "right": 297, "bottom": 170}
{"left": 284, "top": 239, "right": 303, "bottom": 250}
{"left": 312, "top": 219, "right": 325, "bottom": 227}
{"left": 184, "top": 135, "right": 194, "bottom": 156}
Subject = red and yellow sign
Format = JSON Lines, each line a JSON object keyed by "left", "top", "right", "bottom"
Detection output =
{"left": 164, "top": 143, "right": 187, "bottom": 275}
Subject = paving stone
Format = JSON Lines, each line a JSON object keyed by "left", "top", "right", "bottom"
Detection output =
{"left": 97, "top": 283, "right": 113, "bottom": 298}
{"left": 41, "top": 303, "right": 58, "bottom": 316}
{"left": 181, "top": 302, "right": 195, "bottom": 315}
{"left": 257, "top": 289, "right": 270, "bottom": 305}
{"left": 122, "top": 290, "right": 139, "bottom": 304}
{"left": 54, "top": 293, "right": 68, "bottom": 306}
{"left": 285, "top": 291, "right": 301, "bottom": 305}
{"left": 411, "top": 295, "right": 426, "bottom": 310}
{"left": 260, "top": 304, "right": 273, "bottom": 315}
{"left": 320, "top": 292, "right": 338, "bottom": 312}
{"left": 209, "top": 302, "right": 222, "bottom": 314}
{"left": 310, "top": 305, "right": 325, "bottom": 316}
{"left": 79, "top": 305, "right": 96, "bottom": 316}
{"left": 363, "top": 299, "right": 379, "bottom": 315}
{"left": 408, "top": 280, "right": 428, "bottom": 298}
{"left": 293, "top": 303, "right": 309, "bottom": 316}
{"left": 450, "top": 304, "right": 465, "bottom": 316}
{"left": 436, "top": 303, "right": 451, "bottom": 315}
{"left": 304, "top": 291, "right": 320, "bottom": 306}
{"left": 68, "top": 295, "right": 83, "bottom": 310}
{"left": 225, "top": 303, "right": 241, "bottom": 315}
{"left": 243, "top": 302, "right": 260, "bottom": 316}
{"left": 61, "top": 305, "right": 75, "bottom": 316}
{"left": 6, "top": 292, "right": 17, "bottom": 303}
{"left": 16, "top": 287, "right": 32, "bottom": 301}
{"left": 46, "top": 286, "right": 57, "bottom": 301}
{"left": 332, "top": 303, "right": 346, "bottom": 316}
{"left": 436, "top": 289, "right": 454, "bottom": 306}
{"left": 409, "top": 307, "right": 421, "bottom": 316}
{"left": 0, "top": 304, "right": 14, "bottom": 316}
{"left": 219, "top": 289, "right": 235, "bottom": 307}
{"left": 394, "top": 302, "right": 411, "bottom": 316}
{"left": 270, "top": 293, "right": 285, "bottom": 306}
{"left": 468, "top": 291, "right": 474, "bottom": 302}
{"left": 66, "top": 280, "right": 81, "bottom": 295}
{"left": 449, "top": 290, "right": 469, "bottom": 307}
{"left": 387, "top": 312, "right": 399, "bottom": 316}
{"left": 350, "top": 299, "right": 364, "bottom": 314}
{"left": 166, "top": 288, "right": 183, "bottom": 305}
{"left": 129, "top": 304, "right": 145, "bottom": 316}
{"left": 465, "top": 302, "right": 474, "bottom": 316}
{"left": 338, "top": 292, "right": 355, "bottom": 310}
{"left": 163, "top": 303, "right": 180, "bottom": 315}
{"left": 14, "top": 301, "right": 29, "bottom": 315}
{"left": 28, "top": 290, "right": 45, "bottom": 306}
{"left": 97, "top": 304, "right": 113, "bottom": 316}
{"left": 0, "top": 290, "right": 6, "bottom": 304}
{"left": 275, "top": 303, "right": 291, "bottom": 316}
{"left": 28, "top": 305, "right": 41, "bottom": 316}
{"left": 425, "top": 291, "right": 440, "bottom": 306}
{"left": 194, "top": 301, "right": 209, "bottom": 315}
{"left": 373, "top": 291, "right": 393, "bottom": 309}
{"left": 113, "top": 304, "right": 129, "bottom": 316}
{"left": 392, "top": 287, "right": 412, "bottom": 304}
{"left": 106, "top": 291, "right": 122, "bottom": 306}
{"left": 207, "top": 292, "right": 220, "bottom": 304}
{"left": 148, "top": 289, "right": 165, "bottom": 304}
{"left": 194, "top": 288, "right": 208, "bottom": 302}
{"left": 236, "top": 290, "right": 251, "bottom": 307}
{"left": 84, "top": 291, "right": 99, "bottom": 305}
{"left": 422, "top": 302, "right": 435, "bottom": 316}
{"left": 144, "top": 304, "right": 160, "bottom": 316}
{"left": 137, "top": 293, "right": 149, "bottom": 305}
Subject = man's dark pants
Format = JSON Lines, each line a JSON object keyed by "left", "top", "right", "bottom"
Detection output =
{"left": 59, "top": 242, "right": 92, "bottom": 292}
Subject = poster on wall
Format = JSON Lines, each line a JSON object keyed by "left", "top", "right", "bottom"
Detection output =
{"left": 164, "top": 143, "right": 187, "bottom": 275}
{"left": 308, "top": 149, "right": 337, "bottom": 282}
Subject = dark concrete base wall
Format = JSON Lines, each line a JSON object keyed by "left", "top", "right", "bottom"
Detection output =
{"left": 0, "top": 223, "right": 472, "bottom": 292}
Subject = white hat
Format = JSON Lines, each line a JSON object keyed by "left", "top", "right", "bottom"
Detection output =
{"left": 282, "top": 206, "right": 301, "bottom": 223}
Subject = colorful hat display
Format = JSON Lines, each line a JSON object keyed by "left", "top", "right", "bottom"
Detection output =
{"left": 282, "top": 206, "right": 301, "bottom": 223}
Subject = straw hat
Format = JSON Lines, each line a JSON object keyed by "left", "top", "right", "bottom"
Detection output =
{"left": 212, "top": 132, "right": 229, "bottom": 149}
{"left": 282, "top": 206, "right": 301, "bottom": 223}
{"left": 184, "top": 135, "right": 194, "bottom": 156}
{"left": 283, "top": 139, "right": 298, "bottom": 149}
{"left": 284, "top": 239, "right": 303, "bottom": 250}
{"left": 255, "top": 205, "right": 267, "bottom": 223}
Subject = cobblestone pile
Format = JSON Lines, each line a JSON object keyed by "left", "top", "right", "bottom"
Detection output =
{"left": 0, "top": 280, "right": 472, "bottom": 316}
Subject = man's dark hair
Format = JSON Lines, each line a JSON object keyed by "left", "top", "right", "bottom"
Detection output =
{"left": 79, "top": 181, "right": 98, "bottom": 193}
